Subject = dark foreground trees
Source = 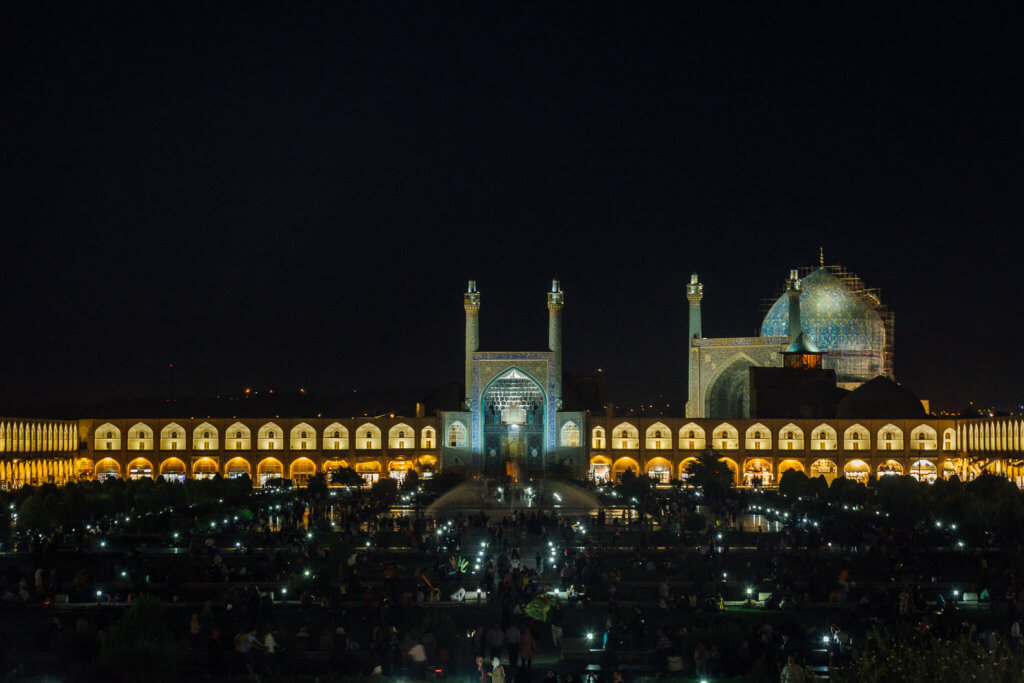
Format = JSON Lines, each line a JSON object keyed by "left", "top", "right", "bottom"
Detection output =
{"left": 832, "top": 625, "right": 1024, "bottom": 683}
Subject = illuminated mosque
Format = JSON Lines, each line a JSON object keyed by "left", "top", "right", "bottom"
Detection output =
{"left": 1, "top": 261, "right": 1022, "bottom": 491}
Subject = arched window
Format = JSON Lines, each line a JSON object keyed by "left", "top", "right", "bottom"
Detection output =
{"left": 388, "top": 424, "right": 413, "bottom": 449}
{"left": 161, "top": 423, "right": 185, "bottom": 451}
{"left": 225, "top": 422, "right": 250, "bottom": 450}
{"left": 910, "top": 425, "right": 938, "bottom": 451}
{"left": 324, "top": 423, "right": 348, "bottom": 450}
{"left": 844, "top": 425, "right": 870, "bottom": 451}
{"left": 127, "top": 422, "right": 153, "bottom": 451}
{"left": 778, "top": 424, "right": 804, "bottom": 451}
{"left": 560, "top": 422, "right": 580, "bottom": 447}
{"left": 745, "top": 424, "right": 771, "bottom": 451}
{"left": 877, "top": 425, "right": 904, "bottom": 451}
{"left": 448, "top": 422, "right": 467, "bottom": 448}
{"left": 712, "top": 423, "right": 739, "bottom": 450}
{"left": 356, "top": 423, "right": 382, "bottom": 449}
{"left": 95, "top": 423, "right": 121, "bottom": 451}
{"left": 612, "top": 423, "right": 639, "bottom": 449}
{"left": 592, "top": 426, "right": 606, "bottom": 449}
{"left": 258, "top": 422, "right": 283, "bottom": 450}
{"left": 290, "top": 423, "right": 315, "bottom": 450}
{"left": 811, "top": 424, "right": 837, "bottom": 451}
{"left": 679, "top": 423, "right": 706, "bottom": 450}
{"left": 193, "top": 423, "right": 218, "bottom": 451}
{"left": 645, "top": 423, "right": 670, "bottom": 450}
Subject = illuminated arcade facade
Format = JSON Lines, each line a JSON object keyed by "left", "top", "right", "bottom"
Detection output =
{"left": 1, "top": 271, "right": 1022, "bottom": 490}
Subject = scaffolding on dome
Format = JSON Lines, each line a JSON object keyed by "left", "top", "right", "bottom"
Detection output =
{"left": 760, "top": 262, "right": 895, "bottom": 381}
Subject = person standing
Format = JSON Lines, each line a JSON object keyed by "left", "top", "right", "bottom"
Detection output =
{"left": 408, "top": 636, "right": 427, "bottom": 680}
{"left": 505, "top": 622, "right": 520, "bottom": 669}
{"left": 780, "top": 654, "right": 807, "bottom": 683}
{"left": 262, "top": 628, "right": 281, "bottom": 674}
{"left": 489, "top": 656, "right": 506, "bottom": 683}
{"left": 487, "top": 624, "right": 505, "bottom": 662}
{"left": 519, "top": 627, "right": 536, "bottom": 673}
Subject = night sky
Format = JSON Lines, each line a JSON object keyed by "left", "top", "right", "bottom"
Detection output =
{"left": 4, "top": 4, "right": 1020, "bottom": 412}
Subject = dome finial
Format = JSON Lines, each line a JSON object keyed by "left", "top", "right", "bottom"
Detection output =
{"left": 819, "top": 247, "right": 825, "bottom": 268}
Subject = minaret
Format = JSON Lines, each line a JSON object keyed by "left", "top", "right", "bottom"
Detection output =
{"left": 547, "top": 279, "right": 565, "bottom": 409}
{"left": 686, "top": 273, "right": 703, "bottom": 340}
{"left": 782, "top": 268, "right": 822, "bottom": 369}
{"left": 685, "top": 273, "right": 703, "bottom": 418}
{"left": 464, "top": 280, "right": 481, "bottom": 408}
{"left": 786, "top": 269, "right": 802, "bottom": 342}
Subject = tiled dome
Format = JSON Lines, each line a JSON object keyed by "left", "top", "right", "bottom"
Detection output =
{"left": 761, "top": 268, "right": 885, "bottom": 382}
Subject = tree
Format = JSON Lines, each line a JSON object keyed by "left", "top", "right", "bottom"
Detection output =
{"left": 685, "top": 450, "right": 734, "bottom": 499}
{"left": 401, "top": 469, "right": 420, "bottom": 492}
{"left": 778, "top": 469, "right": 811, "bottom": 498}
{"left": 99, "top": 594, "right": 178, "bottom": 681}
{"left": 370, "top": 477, "right": 399, "bottom": 503}
{"left": 329, "top": 466, "right": 365, "bottom": 487}
{"left": 832, "top": 625, "right": 1024, "bottom": 683}
{"left": 618, "top": 468, "right": 652, "bottom": 502}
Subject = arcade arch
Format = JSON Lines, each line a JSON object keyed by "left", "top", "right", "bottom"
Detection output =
{"left": 910, "top": 459, "right": 937, "bottom": 483}
{"left": 258, "top": 423, "right": 283, "bottom": 450}
{"left": 388, "top": 424, "right": 414, "bottom": 449}
{"left": 843, "top": 459, "right": 870, "bottom": 483}
{"left": 95, "top": 423, "right": 121, "bottom": 451}
{"left": 225, "top": 422, "right": 251, "bottom": 450}
{"left": 712, "top": 423, "right": 739, "bottom": 450}
{"left": 95, "top": 457, "right": 121, "bottom": 480}
{"left": 161, "top": 423, "right": 186, "bottom": 451}
{"left": 193, "top": 457, "right": 218, "bottom": 479}
{"left": 843, "top": 425, "right": 869, "bottom": 451}
{"left": 743, "top": 458, "right": 772, "bottom": 485}
{"left": 745, "top": 424, "right": 771, "bottom": 451}
{"left": 421, "top": 426, "right": 436, "bottom": 449}
{"left": 356, "top": 423, "right": 382, "bottom": 449}
{"left": 290, "top": 423, "right": 316, "bottom": 451}
{"left": 878, "top": 459, "right": 904, "bottom": 476}
{"left": 158, "top": 457, "right": 186, "bottom": 482}
{"left": 645, "top": 456, "right": 672, "bottom": 483}
{"left": 910, "top": 425, "right": 937, "bottom": 451}
{"left": 589, "top": 455, "right": 611, "bottom": 482}
{"left": 612, "top": 423, "right": 639, "bottom": 449}
{"left": 777, "top": 459, "right": 805, "bottom": 477}
{"left": 779, "top": 424, "right": 804, "bottom": 451}
{"left": 645, "top": 423, "right": 671, "bottom": 450}
{"left": 224, "top": 457, "right": 251, "bottom": 479}
{"left": 193, "top": 423, "right": 218, "bottom": 451}
{"left": 127, "top": 422, "right": 153, "bottom": 450}
{"left": 611, "top": 457, "right": 639, "bottom": 481}
{"left": 878, "top": 425, "right": 904, "bottom": 451}
{"left": 811, "top": 424, "right": 837, "bottom": 450}
{"left": 290, "top": 457, "right": 316, "bottom": 486}
{"left": 324, "top": 423, "right": 349, "bottom": 450}
{"left": 679, "top": 423, "right": 706, "bottom": 450}
{"left": 127, "top": 457, "right": 153, "bottom": 480}
{"left": 591, "top": 426, "right": 606, "bottom": 449}
{"left": 809, "top": 458, "right": 838, "bottom": 483}
{"left": 256, "top": 457, "right": 284, "bottom": 485}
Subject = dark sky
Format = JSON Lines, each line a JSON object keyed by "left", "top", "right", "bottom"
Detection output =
{"left": 3, "top": 4, "right": 1021, "bottom": 412}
